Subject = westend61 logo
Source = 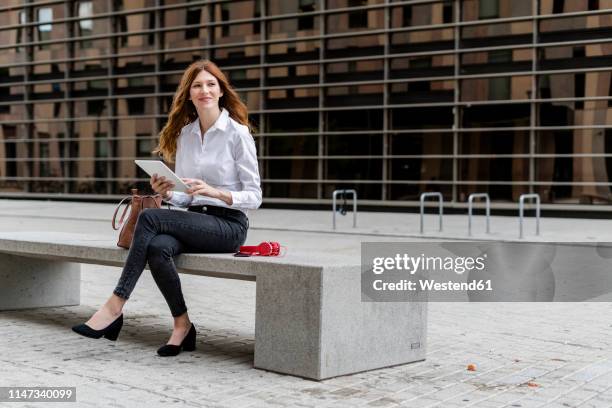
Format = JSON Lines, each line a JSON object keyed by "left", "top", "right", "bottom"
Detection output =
{"left": 369, "top": 252, "right": 491, "bottom": 294}
{"left": 372, "top": 253, "right": 487, "bottom": 275}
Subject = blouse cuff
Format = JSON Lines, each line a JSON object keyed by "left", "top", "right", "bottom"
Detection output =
{"left": 230, "top": 190, "right": 262, "bottom": 210}
{"left": 164, "top": 191, "right": 192, "bottom": 207}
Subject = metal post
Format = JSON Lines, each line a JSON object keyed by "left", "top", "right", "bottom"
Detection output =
{"left": 420, "top": 192, "right": 443, "bottom": 234}
{"left": 467, "top": 193, "right": 490, "bottom": 236}
{"left": 519, "top": 193, "right": 541, "bottom": 239}
{"left": 332, "top": 189, "right": 358, "bottom": 230}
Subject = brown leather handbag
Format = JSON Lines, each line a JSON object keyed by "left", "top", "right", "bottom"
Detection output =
{"left": 112, "top": 189, "right": 163, "bottom": 249}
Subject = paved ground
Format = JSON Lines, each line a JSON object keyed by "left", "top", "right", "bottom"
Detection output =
{"left": 1, "top": 200, "right": 612, "bottom": 407}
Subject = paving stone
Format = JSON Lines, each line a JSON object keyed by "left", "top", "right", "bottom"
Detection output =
{"left": 2, "top": 201, "right": 612, "bottom": 406}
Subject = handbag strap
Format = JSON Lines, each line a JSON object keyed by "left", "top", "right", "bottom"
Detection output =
{"left": 112, "top": 196, "right": 132, "bottom": 231}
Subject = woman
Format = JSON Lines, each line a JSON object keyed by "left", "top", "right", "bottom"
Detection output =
{"left": 72, "top": 60, "right": 262, "bottom": 356}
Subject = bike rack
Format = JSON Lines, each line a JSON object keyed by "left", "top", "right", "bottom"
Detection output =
{"left": 519, "top": 193, "right": 540, "bottom": 239}
{"left": 467, "top": 193, "right": 490, "bottom": 236}
{"left": 420, "top": 192, "right": 443, "bottom": 233}
{"left": 332, "top": 189, "right": 357, "bottom": 230}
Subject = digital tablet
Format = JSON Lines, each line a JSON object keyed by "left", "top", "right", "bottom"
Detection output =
{"left": 134, "top": 160, "right": 190, "bottom": 193}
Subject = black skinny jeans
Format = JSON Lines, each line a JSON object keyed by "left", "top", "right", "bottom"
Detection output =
{"left": 113, "top": 206, "right": 248, "bottom": 317}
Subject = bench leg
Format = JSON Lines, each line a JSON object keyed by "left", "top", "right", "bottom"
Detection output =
{"left": 0, "top": 254, "right": 80, "bottom": 310}
{"left": 254, "top": 266, "right": 427, "bottom": 380}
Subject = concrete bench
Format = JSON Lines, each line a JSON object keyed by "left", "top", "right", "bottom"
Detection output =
{"left": 0, "top": 231, "right": 427, "bottom": 380}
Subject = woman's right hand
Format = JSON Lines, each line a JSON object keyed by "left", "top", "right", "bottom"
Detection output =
{"left": 150, "top": 174, "right": 175, "bottom": 200}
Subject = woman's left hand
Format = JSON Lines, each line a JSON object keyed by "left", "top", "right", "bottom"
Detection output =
{"left": 182, "top": 178, "right": 218, "bottom": 198}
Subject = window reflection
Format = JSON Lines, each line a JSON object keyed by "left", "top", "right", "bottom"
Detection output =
{"left": 463, "top": 103, "right": 531, "bottom": 128}
{"left": 459, "top": 131, "right": 529, "bottom": 201}
{"left": 536, "top": 131, "right": 612, "bottom": 204}
{"left": 391, "top": 54, "right": 455, "bottom": 79}
{"left": 462, "top": 0, "right": 533, "bottom": 21}
{"left": 391, "top": 28, "right": 454, "bottom": 53}
{"left": 37, "top": 8, "right": 53, "bottom": 46}
{"left": 461, "top": 75, "right": 531, "bottom": 101}
{"left": 541, "top": 0, "right": 604, "bottom": 14}
{"left": 77, "top": 2, "right": 93, "bottom": 48}
{"left": 1, "top": 0, "right": 611, "bottom": 205}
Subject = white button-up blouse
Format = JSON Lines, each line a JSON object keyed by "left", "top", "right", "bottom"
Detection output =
{"left": 165, "top": 108, "right": 262, "bottom": 214}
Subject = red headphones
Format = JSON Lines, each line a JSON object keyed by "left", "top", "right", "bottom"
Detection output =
{"left": 235, "top": 242, "right": 281, "bottom": 257}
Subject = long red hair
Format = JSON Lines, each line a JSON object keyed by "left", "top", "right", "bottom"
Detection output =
{"left": 154, "top": 60, "right": 252, "bottom": 162}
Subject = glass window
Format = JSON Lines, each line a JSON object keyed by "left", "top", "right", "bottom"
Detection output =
{"left": 389, "top": 158, "right": 452, "bottom": 181}
{"left": 391, "top": 2, "right": 452, "bottom": 28}
{"left": 327, "top": 4, "right": 384, "bottom": 34}
{"left": 268, "top": 14, "right": 320, "bottom": 37}
{"left": 265, "top": 135, "right": 318, "bottom": 156}
{"left": 542, "top": 0, "right": 604, "bottom": 14}
{"left": 37, "top": 8, "right": 53, "bottom": 48}
{"left": 461, "top": 75, "right": 532, "bottom": 101}
{"left": 0, "top": 68, "right": 10, "bottom": 114}
{"left": 266, "top": 87, "right": 318, "bottom": 110}
{"left": 443, "top": 1, "right": 453, "bottom": 23}
{"left": 540, "top": 13, "right": 611, "bottom": 35}
{"left": 461, "top": 21, "right": 532, "bottom": 48}
{"left": 136, "top": 137, "right": 154, "bottom": 157}
{"left": 460, "top": 158, "right": 529, "bottom": 181}
{"left": 325, "top": 158, "right": 383, "bottom": 181}
{"left": 479, "top": 0, "right": 499, "bottom": 19}
{"left": 214, "top": 44, "right": 260, "bottom": 64}
{"left": 221, "top": 3, "right": 230, "bottom": 37}
{"left": 391, "top": 107, "right": 454, "bottom": 129}
{"left": 78, "top": 1, "right": 93, "bottom": 48}
{"left": 402, "top": 5, "right": 412, "bottom": 26}
{"left": 16, "top": 11, "right": 26, "bottom": 53}
{"left": 326, "top": 134, "right": 382, "bottom": 156}
{"left": 461, "top": 49, "right": 531, "bottom": 75}
{"left": 185, "top": 6, "right": 202, "bottom": 39}
{"left": 267, "top": 64, "right": 318, "bottom": 87}
{"left": 458, "top": 183, "right": 528, "bottom": 202}
{"left": 266, "top": 111, "right": 318, "bottom": 132}
{"left": 266, "top": 159, "right": 318, "bottom": 179}
{"left": 267, "top": 40, "right": 319, "bottom": 63}
{"left": 326, "top": 109, "right": 382, "bottom": 131}
{"left": 298, "top": 0, "right": 316, "bottom": 30}
{"left": 389, "top": 183, "right": 452, "bottom": 201}
{"left": 348, "top": 0, "right": 368, "bottom": 28}
{"left": 462, "top": 103, "right": 530, "bottom": 127}
{"left": 33, "top": 103, "right": 62, "bottom": 120}
{"left": 458, "top": 131, "right": 531, "bottom": 202}
{"left": 264, "top": 179, "right": 318, "bottom": 198}
{"left": 462, "top": 0, "right": 532, "bottom": 21}
{"left": 461, "top": 131, "right": 529, "bottom": 155}
{"left": 390, "top": 28, "right": 454, "bottom": 54}
{"left": 3, "top": 125, "right": 18, "bottom": 178}
{"left": 390, "top": 80, "right": 454, "bottom": 104}
{"left": 540, "top": 43, "right": 612, "bottom": 73}
{"left": 390, "top": 133, "right": 454, "bottom": 156}
{"left": 391, "top": 54, "right": 455, "bottom": 79}
{"left": 536, "top": 129, "right": 612, "bottom": 204}
{"left": 325, "top": 59, "right": 383, "bottom": 83}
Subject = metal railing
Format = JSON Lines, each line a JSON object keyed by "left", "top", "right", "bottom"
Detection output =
{"left": 519, "top": 193, "right": 541, "bottom": 239}
{"left": 420, "top": 192, "right": 443, "bottom": 233}
{"left": 332, "top": 189, "right": 357, "bottom": 230}
{"left": 467, "top": 193, "right": 490, "bottom": 236}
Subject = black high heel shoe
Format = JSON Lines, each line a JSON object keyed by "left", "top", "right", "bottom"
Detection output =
{"left": 157, "top": 323, "right": 196, "bottom": 357}
{"left": 72, "top": 314, "right": 123, "bottom": 341}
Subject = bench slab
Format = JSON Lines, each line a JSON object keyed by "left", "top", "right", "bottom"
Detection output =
{"left": 0, "top": 232, "right": 427, "bottom": 380}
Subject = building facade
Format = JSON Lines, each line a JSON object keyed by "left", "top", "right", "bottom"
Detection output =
{"left": 0, "top": 0, "right": 611, "bottom": 209}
